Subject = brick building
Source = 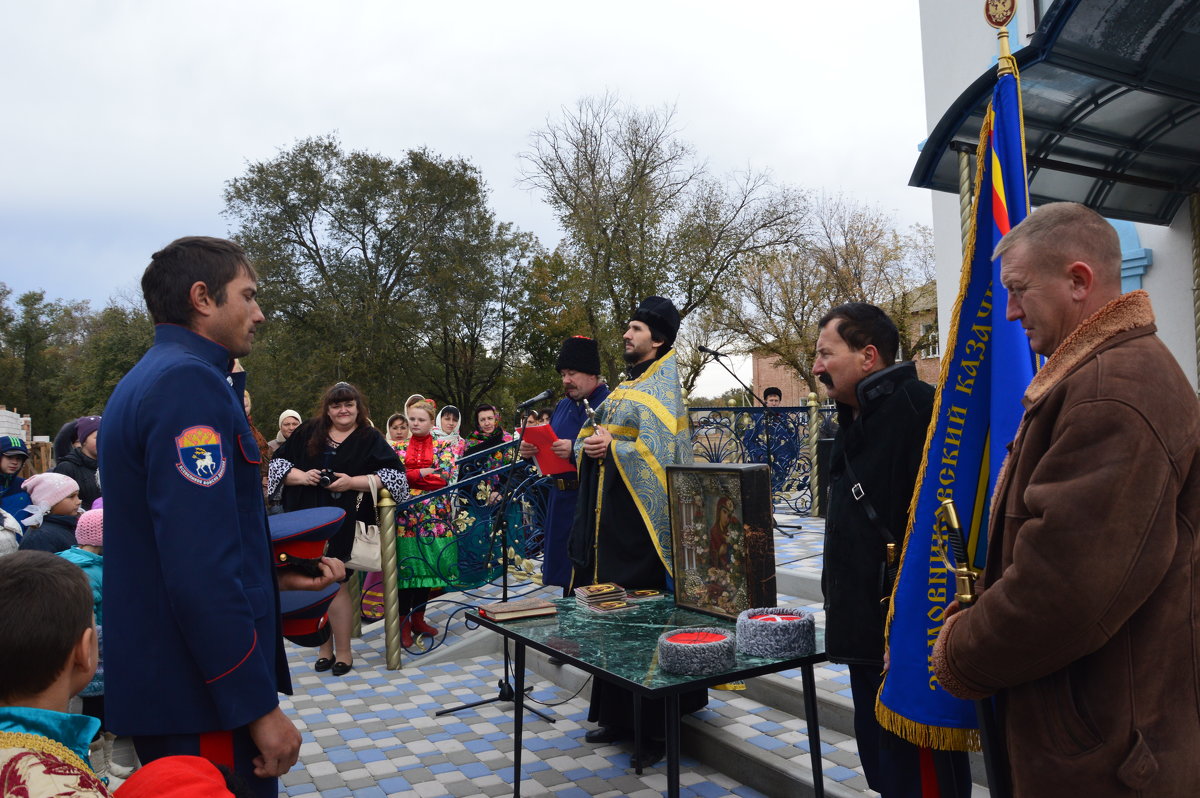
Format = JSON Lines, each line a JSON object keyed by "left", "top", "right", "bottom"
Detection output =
{"left": 750, "top": 283, "right": 941, "bottom": 402}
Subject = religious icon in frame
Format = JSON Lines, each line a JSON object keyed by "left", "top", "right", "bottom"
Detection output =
{"left": 666, "top": 462, "right": 777, "bottom": 620}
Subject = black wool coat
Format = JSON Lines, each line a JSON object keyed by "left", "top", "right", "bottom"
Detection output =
{"left": 822, "top": 361, "right": 933, "bottom": 666}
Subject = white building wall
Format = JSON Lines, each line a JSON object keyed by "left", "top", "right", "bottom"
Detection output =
{"left": 918, "top": 0, "right": 1199, "bottom": 392}
{"left": 1138, "top": 205, "right": 1198, "bottom": 390}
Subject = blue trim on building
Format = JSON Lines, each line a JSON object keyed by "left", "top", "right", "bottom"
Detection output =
{"left": 1111, "top": 219, "right": 1152, "bottom": 291}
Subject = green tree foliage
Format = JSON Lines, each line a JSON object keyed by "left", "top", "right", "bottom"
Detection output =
{"left": 0, "top": 119, "right": 931, "bottom": 440}
{"left": 520, "top": 94, "right": 809, "bottom": 379}
{"left": 689, "top": 386, "right": 754, "bottom": 407}
{"left": 0, "top": 286, "right": 91, "bottom": 436}
{"left": 715, "top": 196, "right": 935, "bottom": 392}
{"left": 223, "top": 134, "right": 541, "bottom": 421}
{"left": 64, "top": 302, "right": 154, "bottom": 418}
{"left": 502, "top": 251, "right": 600, "bottom": 408}
{"left": 0, "top": 284, "right": 17, "bottom": 397}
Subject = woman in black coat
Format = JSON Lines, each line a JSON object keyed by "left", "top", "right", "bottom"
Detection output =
{"left": 268, "top": 382, "right": 405, "bottom": 675}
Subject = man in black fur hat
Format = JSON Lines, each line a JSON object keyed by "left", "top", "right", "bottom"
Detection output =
{"left": 517, "top": 335, "right": 609, "bottom": 591}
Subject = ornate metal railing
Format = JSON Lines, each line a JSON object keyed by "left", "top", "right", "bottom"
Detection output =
{"left": 689, "top": 401, "right": 837, "bottom": 515}
{"left": 373, "top": 441, "right": 553, "bottom": 666}
{"left": 371, "top": 406, "right": 841, "bottom": 666}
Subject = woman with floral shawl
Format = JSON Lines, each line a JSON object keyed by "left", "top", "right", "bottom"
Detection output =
{"left": 461, "top": 404, "right": 515, "bottom": 504}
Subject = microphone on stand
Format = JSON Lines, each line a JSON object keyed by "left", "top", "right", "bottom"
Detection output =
{"left": 698, "top": 345, "right": 726, "bottom": 358}
{"left": 516, "top": 388, "right": 554, "bottom": 410}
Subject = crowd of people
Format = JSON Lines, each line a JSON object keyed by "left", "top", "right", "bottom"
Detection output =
{"left": 0, "top": 236, "right": 545, "bottom": 795}
{"left": 3, "top": 204, "right": 1198, "bottom": 798}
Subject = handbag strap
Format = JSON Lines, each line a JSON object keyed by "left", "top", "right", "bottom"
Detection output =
{"left": 355, "top": 474, "right": 380, "bottom": 516}
{"left": 841, "top": 451, "right": 900, "bottom": 591}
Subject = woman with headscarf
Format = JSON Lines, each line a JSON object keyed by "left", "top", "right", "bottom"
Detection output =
{"left": 52, "top": 419, "right": 78, "bottom": 463}
{"left": 268, "top": 382, "right": 405, "bottom": 675}
{"left": 267, "top": 409, "right": 303, "bottom": 514}
{"left": 386, "top": 412, "right": 410, "bottom": 447}
{"left": 390, "top": 400, "right": 459, "bottom": 647}
{"left": 433, "top": 405, "right": 465, "bottom": 456}
{"left": 463, "top": 404, "right": 511, "bottom": 456}
{"left": 269, "top": 409, "right": 302, "bottom": 454}
{"left": 462, "top": 404, "right": 514, "bottom": 504}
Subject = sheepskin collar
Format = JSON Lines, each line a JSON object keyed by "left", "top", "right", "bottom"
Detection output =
{"left": 1024, "top": 290, "right": 1155, "bottom": 407}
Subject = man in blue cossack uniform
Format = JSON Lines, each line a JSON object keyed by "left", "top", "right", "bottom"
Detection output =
{"left": 518, "top": 336, "right": 610, "bottom": 592}
{"left": 101, "top": 237, "right": 343, "bottom": 797}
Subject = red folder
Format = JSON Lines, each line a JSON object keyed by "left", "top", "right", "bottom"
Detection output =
{"left": 521, "top": 424, "right": 576, "bottom": 475}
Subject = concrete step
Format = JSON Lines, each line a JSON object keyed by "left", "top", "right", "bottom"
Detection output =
{"left": 740, "top": 669, "right": 990, "bottom": 788}
{"left": 681, "top": 713, "right": 866, "bottom": 798}
{"left": 776, "top": 568, "right": 822, "bottom": 606}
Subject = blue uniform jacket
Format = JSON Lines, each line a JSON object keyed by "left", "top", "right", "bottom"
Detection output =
{"left": 541, "top": 383, "right": 610, "bottom": 589}
{"left": 101, "top": 324, "right": 290, "bottom": 736}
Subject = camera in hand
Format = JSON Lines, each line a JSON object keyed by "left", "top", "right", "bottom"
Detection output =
{"left": 280, "top": 556, "right": 325, "bottom": 579}
{"left": 317, "top": 469, "right": 337, "bottom": 488}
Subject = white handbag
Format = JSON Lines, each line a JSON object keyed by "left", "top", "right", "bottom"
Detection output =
{"left": 346, "top": 474, "right": 382, "bottom": 572}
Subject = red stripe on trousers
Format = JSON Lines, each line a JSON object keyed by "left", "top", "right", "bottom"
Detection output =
{"left": 199, "top": 729, "right": 236, "bottom": 768}
{"left": 918, "top": 746, "right": 941, "bottom": 797}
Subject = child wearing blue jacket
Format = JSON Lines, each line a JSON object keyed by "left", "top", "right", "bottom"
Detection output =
{"left": 59, "top": 508, "right": 133, "bottom": 783}
{"left": 0, "top": 437, "right": 32, "bottom": 536}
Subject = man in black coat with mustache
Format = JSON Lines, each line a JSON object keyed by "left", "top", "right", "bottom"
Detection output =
{"left": 813, "top": 302, "right": 969, "bottom": 798}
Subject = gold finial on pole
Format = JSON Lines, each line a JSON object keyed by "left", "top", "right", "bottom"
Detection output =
{"left": 985, "top": 0, "right": 1017, "bottom": 74}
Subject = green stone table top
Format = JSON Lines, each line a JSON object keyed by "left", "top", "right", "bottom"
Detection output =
{"left": 470, "top": 596, "right": 825, "bottom": 694}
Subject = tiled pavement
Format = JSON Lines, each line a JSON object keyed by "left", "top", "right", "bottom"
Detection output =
{"left": 772, "top": 512, "right": 825, "bottom": 580}
{"left": 280, "top": 651, "right": 790, "bottom": 798}
{"left": 276, "top": 512, "right": 881, "bottom": 797}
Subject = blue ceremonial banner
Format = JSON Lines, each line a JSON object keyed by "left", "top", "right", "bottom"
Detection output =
{"left": 876, "top": 58, "right": 1038, "bottom": 750}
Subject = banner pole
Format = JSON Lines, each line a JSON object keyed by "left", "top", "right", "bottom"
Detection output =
{"left": 1190, "top": 193, "right": 1200, "bottom": 397}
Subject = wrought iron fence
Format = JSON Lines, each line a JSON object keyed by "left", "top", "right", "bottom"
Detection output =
{"left": 370, "top": 407, "right": 841, "bottom": 666}
{"left": 372, "top": 440, "right": 552, "bottom": 664}
{"left": 688, "top": 404, "right": 837, "bottom": 515}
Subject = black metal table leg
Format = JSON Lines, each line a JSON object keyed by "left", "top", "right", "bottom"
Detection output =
{"left": 665, "top": 693, "right": 681, "bottom": 798}
{"left": 632, "top": 690, "right": 643, "bottom": 774}
{"left": 800, "top": 662, "right": 824, "bottom": 798}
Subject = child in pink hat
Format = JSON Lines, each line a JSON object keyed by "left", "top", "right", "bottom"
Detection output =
{"left": 17, "top": 473, "right": 81, "bottom": 554}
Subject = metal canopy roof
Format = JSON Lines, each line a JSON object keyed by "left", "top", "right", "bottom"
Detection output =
{"left": 912, "top": 0, "right": 1200, "bottom": 225}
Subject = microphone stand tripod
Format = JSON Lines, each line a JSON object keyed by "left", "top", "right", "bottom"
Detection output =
{"left": 703, "top": 351, "right": 795, "bottom": 538}
{"left": 436, "top": 411, "right": 555, "bottom": 722}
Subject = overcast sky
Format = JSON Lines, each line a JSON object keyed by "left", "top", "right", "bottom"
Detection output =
{"left": 2, "top": 0, "right": 936, "bottom": 395}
